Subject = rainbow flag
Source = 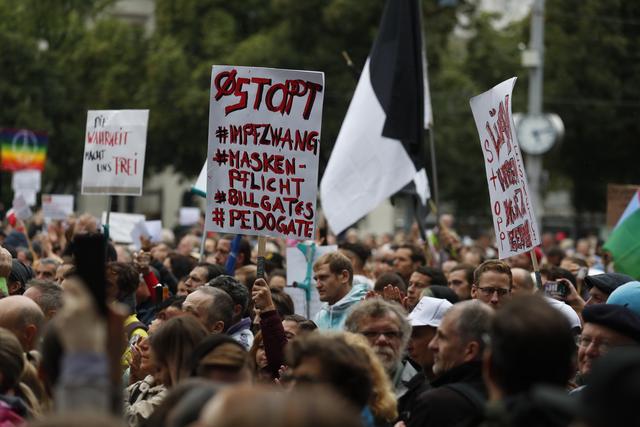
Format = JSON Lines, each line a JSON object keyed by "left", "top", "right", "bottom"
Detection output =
{"left": 0, "top": 128, "right": 48, "bottom": 171}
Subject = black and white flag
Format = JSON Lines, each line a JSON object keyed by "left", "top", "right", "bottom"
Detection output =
{"left": 320, "top": 0, "right": 433, "bottom": 234}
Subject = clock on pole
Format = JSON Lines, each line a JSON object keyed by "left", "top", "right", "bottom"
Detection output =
{"left": 516, "top": 113, "right": 564, "bottom": 155}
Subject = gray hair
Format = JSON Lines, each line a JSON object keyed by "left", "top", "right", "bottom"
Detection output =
{"left": 194, "top": 287, "right": 234, "bottom": 332}
{"left": 344, "top": 298, "right": 411, "bottom": 351}
{"left": 450, "top": 300, "right": 494, "bottom": 356}
{"left": 26, "top": 279, "right": 64, "bottom": 315}
{"left": 38, "top": 258, "right": 61, "bottom": 268}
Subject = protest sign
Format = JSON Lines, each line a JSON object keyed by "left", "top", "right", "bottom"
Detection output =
{"left": 179, "top": 207, "right": 201, "bottom": 226}
{"left": 130, "top": 219, "right": 163, "bottom": 250}
{"left": 101, "top": 212, "right": 145, "bottom": 244}
{"left": 12, "top": 194, "right": 32, "bottom": 220}
{"left": 12, "top": 170, "right": 41, "bottom": 192}
{"left": 42, "top": 195, "right": 74, "bottom": 220}
{"left": 0, "top": 128, "right": 47, "bottom": 171}
{"left": 285, "top": 244, "right": 336, "bottom": 319}
{"left": 81, "top": 110, "right": 149, "bottom": 196}
{"left": 205, "top": 65, "right": 325, "bottom": 240}
{"left": 144, "top": 220, "right": 163, "bottom": 243}
{"left": 15, "top": 191, "right": 37, "bottom": 207}
{"left": 470, "top": 78, "right": 540, "bottom": 259}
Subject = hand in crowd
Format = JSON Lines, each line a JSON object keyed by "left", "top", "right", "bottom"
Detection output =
{"left": 139, "top": 235, "right": 152, "bottom": 252}
{"left": 252, "top": 278, "right": 276, "bottom": 312}
{"left": 559, "top": 278, "right": 585, "bottom": 313}
{"left": 367, "top": 285, "right": 406, "bottom": 306}
{"left": 133, "top": 251, "right": 151, "bottom": 275}
{"left": 128, "top": 336, "right": 146, "bottom": 384}
{"left": 274, "top": 365, "right": 293, "bottom": 390}
{"left": 381, "top": 284, "right": 405, "bottom": 306}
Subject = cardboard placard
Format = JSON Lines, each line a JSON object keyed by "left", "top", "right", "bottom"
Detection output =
{"left": 205, "top": 65, "right": 325, "bottom": 239}
{"left": 101, "top": 212, "right": 145, "bottom": 244}
{"left": 42, "top": 194, "right": 74, "bottom": 220}
{"left": 82, "top": 110, "right": 149, "bottom": 195}
{"left": 470, "top": 78, "right": 540, "bottom": 258}
{"left": 179, "top": 207, "right": 201, "bottom": 226}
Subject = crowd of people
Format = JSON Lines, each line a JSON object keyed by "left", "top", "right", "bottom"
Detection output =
{"left": 0, "top": 209, "right": 639, "bottom": 427}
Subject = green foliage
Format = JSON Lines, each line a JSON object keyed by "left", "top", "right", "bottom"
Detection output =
{"left": 2, "top": 0, "right": 637, "bottom": 217}
{"left": 544, "top": 0, "right": 640, "bottom": 212}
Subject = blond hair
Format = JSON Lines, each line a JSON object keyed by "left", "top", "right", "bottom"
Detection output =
{"left": 342, "top": 332, "right": 398, "bottom": 421}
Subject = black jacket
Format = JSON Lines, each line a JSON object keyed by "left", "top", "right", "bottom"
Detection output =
{"left": 407, "top": 361, "right": 487, "bottom": 427}
{"left": 398, "top": 372, "right": 431, "bottom": 423}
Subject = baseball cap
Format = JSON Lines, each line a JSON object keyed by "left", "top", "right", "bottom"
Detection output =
{"left": 408, "top": 296, "right": 453, "bottom": 327}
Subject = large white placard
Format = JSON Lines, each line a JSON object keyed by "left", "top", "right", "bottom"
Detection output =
{"left": 42, "top": 194, "right": 74, "bottom": 220}
{"left": 12, "top": 170, "right": 41, "bottom": 192}
{"left": 179, "top": 207, "right": 201, "bottom": 226}
{"left": 101, "top": 212, "right": 145, "bottom": 244}
{"left": 81, "top": 110, "right": 149, "bottom": 195}
{"left": 206, "top": 66, "right": 325, "bottom": 239}
{"left": 470, "top": 78, "right": 540, "bottom": 258}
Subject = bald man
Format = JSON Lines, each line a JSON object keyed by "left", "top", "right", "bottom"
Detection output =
{"left": 511, "top": 268, "right": 535, "bottom": 296}
{"left": 0, "top": 295, "right": 45, "bottom": 351}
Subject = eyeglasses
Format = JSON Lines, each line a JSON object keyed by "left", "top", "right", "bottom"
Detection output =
{"left": 576, "top": 336, "right": 611, "bottom": 353}
{"left": 361, "top": 330, "right": 403, "bottom": 340}
{"left": 475, "top": 286, "right": 510, "bottom": 297}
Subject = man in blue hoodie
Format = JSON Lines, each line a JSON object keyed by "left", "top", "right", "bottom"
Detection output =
{"left": 313, "top": 252, "right": 368, "bottom": 330}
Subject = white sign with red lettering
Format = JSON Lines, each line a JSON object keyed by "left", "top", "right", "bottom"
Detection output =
{"left": 81, "top": 110, "right": 149, "bottom": 196}
{"left": 206, "top": 65, "right": 325, "bottom": 240}
{"left": 470, "top": 78, "right": 540, "bottom": 258}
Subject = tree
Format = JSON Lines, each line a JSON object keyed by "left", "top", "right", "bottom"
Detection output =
{"left": 0, "top": 0, "right": 147, "bottom": 199}
{"left": 544, "top": 0, "right": 640, "bottom": 213}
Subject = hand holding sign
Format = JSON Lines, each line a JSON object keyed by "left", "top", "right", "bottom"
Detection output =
{"left": 252, "top": 278, "right": 276, "bottom": 313}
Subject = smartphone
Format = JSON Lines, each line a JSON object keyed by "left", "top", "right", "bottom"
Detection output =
{"left": 543, "top": 281, "right": 568, "bottom": 299}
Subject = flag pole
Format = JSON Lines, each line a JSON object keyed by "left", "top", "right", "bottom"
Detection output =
{"left": 428, "top": 128, "right": 440, "bottom": 218}
{"left": 418, "top": 0, "right": 440, "bottom": 220}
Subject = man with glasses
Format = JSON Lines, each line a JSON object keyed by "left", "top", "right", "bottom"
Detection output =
{"left": 577, "top": 304, "right": 640, "bottom": 380}
{"left": 345, "top": 298, "right": 414, "bottom": 398}
{"left": 470, "top": 260, "right": 512, "bottom": 310}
